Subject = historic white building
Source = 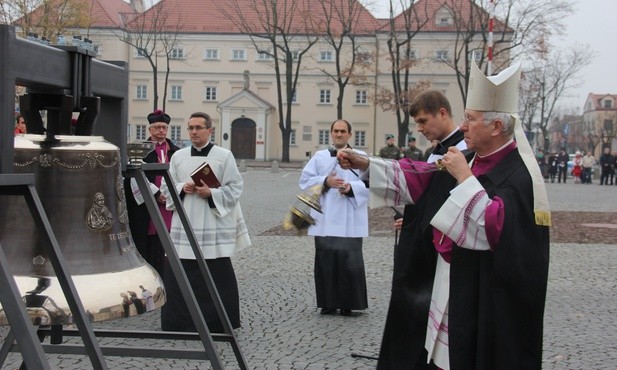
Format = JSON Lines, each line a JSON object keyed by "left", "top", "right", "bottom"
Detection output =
{"left": 21, "top": 0, "right": 493, "bottom": 161}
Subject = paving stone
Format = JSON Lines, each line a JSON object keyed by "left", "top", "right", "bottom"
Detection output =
{"left": 1, "top": 171, "right": 616, "bottom": 368}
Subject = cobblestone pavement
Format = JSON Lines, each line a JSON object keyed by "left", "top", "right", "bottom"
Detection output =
{"left": 1, "top": 166, "right": 617, "bottom": 369}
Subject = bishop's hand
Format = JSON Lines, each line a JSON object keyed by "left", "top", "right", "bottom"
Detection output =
{"left": 440, "top": 147, "right": 472, "bottom": 183}
{"left": 337, "top": 149, "right": 369, "bottom": 171}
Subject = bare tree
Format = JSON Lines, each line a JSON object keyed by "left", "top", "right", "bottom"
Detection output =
{"left": 118, "top": 1, "right": 181, "bottom": 111}
{"left": 5, "top": 0, "right": 91, "bottom": 40}
{"left": 312, "top": 0, "right": 376, "bottom": 119}
{"left": 222, "top": 0, "right": 319, "bottom": 162}
{"left": 520, "top": 43, "right": 594, "bottom": 154}
{"left": 372, "top": 0, "right": 430, "bottom": 146}
{"left": 444, "top": 0, "right": 574, "bottom": 107}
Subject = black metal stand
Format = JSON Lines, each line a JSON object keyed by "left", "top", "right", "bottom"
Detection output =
{"left": 0, "top": 173, "right": 108, "bottom": 369}
{"left": 0, "top": 166, "right": 250, "bottom": 369}
{"left": 1, "top": 23, "right": 247, "bottom": 368}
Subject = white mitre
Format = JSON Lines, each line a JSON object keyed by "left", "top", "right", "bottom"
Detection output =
{"left": 466, "top": 62, "right": 551, "bottom": 227}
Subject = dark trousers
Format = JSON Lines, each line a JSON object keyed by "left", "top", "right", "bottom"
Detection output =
{"left": 601, "top": 168, "right": 612, "bottom": 184}
{"left": 557, "top": 167, "right": 567, "bottom": 183}
{"left": 549, "top": 171, "right": 557, "bottom": 183}
{"left": 582, "top": 168, "right": 592, "bottom": 184}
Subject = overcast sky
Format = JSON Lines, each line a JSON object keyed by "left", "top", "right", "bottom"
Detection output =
{"left": 364, "top": 0, "right": 617, "bottom": 111}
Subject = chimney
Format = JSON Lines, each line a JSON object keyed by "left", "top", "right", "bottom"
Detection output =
{"left": 130, "top": 0, "right": 144, "bottom": 13}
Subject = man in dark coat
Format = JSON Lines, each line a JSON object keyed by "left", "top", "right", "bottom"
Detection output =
{"left": 547, "top": 151, "right": 558, "bottom": 183}
{"left": 379, "top": 89, "right": 467, "bottom": 369}
{"left": 126, "top": 110, "right": 180, "bottom": 275}
{"left": 337, "top": 63, "right": 550, "bottom": 370}
{"left": 599, "top": 147, "right": 613, "bottom": 185}
{"left": 556, "top": 148, "right": 569, "bottom": 183}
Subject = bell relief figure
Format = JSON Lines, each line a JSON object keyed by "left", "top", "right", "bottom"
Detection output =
{"left": 86, "top": 192, "right": 113, "bottom": 230}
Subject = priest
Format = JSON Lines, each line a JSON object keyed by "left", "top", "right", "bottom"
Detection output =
{"left": 337, "top": 63, "right": 550, "bottom": 369}
{"left": 160, "top": 111, "right": 250, "bottom": 332}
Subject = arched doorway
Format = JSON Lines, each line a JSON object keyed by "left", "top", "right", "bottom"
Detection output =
{"left": 231, "top": 117, "right": 256, "bottom": 159}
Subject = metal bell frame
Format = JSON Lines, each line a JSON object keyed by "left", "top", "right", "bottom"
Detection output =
{"left": 0, "top": 24, "right": 247, "bottom": 370}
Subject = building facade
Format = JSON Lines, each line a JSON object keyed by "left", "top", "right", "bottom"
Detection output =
{"left": 18, "top": 0, "right": 498, "bottom": 161}
{"left": 582, "top": 93, "right": 617, "bottom": 156}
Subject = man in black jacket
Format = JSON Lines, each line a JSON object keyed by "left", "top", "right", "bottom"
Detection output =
{"left": 379, "top": 89, "right": 467, "bottom": 369}
{"left": 557, "top": 148, "right": 569, "bottom": 183}
{"left": 599, "top": 147, "right": 613, "bottom": 185}
{"left": 126, "top": 110, "right": 180, "bottom": 275}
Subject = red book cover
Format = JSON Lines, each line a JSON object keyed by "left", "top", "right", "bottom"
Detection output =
{"left": 190, "top": 162, "right": 221, "bottom": 188}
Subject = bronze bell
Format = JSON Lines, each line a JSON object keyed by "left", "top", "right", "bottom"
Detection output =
{"left": 0, "top": 134, "right": 165, "bottom": 325}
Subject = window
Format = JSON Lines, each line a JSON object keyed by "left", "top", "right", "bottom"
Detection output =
{"left": 355, "top": 51, "right": 371, "bottom": 64}
{"left": 356, "top": 90, "right": 368, "bottom": 105}
{"left": 292, "top": 50, "right": 299, "bottom": 60}
{"left": 290, "top": 129, "right": 296, "bottom": 145}
{"left": 136, "top": 85, "right": 147, "bottom": 99}
{"left": 318, "top": 129, "right": 330, "bottom": 145}
{"left": 136, "top": 124, "right": 147, "bottom": 140}
{"left": 204, "top": 48, "right": 219, "bottom": 60}
{"left": 302, "top": 126, "right": 312, "bottom": 141}
{"left": 205, "top": 87, "right": 217, "bottom": 101}
{"left": 319, "top": 50, "right": 333, "bottom": 62}
{"left": 136, "top": 47, "right": 147, "bottom": 58}
{"left": 435, "top": 49, "right": 449, "bottom": 62}
{"left": 320, "top": 89, "right": 331, "bottom": 104}
{"left": 258, "top": 51, "right": 273, "bottom": 61}
{"left": 468, "top": 50, "right": 482, "bottom": 62}
{"left": 231, "top": 49, "right": 246, "bottom": 61}
{"left": 406, "top": 49, "right": 417, "bottom": 60}
{"left": 603, "top": 120, "right": 613, "bottom": 131}
{"left": 435, "top": 8, "right": 453, "bottom": 26}
{"left": 603, "top": 99, "right": 613, "bottom": 108}
{"left": 171, "top": 85, "right": 182, "bottom": 100}
{"left": 354, "top": 130, "right": 366, "bottom": 147}
{"left": 210, "top": 127, "right": 216, "bottom": 143}
{"left": 291, "top": 90, "right": 297, "bottom": 103}
{"left": 170, "top": 48, "right": 184, "bottom": 59}
{"left": 170, "top": 125, "right": 181, "bottom": 142}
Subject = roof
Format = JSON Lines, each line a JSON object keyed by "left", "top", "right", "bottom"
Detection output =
{"left": 586, "top": 93, "right": 617, "bottom": 110}
{"left": 377, "top": 0, "right": 510, "bottom": 33}
{"left": 126, "top": 0, "right": 381, "bottom": 35}
{"left": 89, "top": 0, "right": 137, "bottom": 28}
{"left": 15, "top": 0, "right": 136, "bottom": 30}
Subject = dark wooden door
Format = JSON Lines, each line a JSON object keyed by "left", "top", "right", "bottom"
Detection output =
{"left": 231, "top": 118, "right": 256, "bottom": 159}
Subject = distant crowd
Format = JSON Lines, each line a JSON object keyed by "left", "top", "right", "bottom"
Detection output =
{"left": 539, "top": 147, "right": 615, "bottom": 185}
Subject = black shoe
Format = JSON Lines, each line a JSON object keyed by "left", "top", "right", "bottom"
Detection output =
{"left": 339, "top": 309, "right": 353, "bottom": 316}
{"left": 320, "top": 308, "right": 336, "bottom": 315}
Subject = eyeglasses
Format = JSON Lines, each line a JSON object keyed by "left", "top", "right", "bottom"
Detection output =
{"left": 149, "top": 125, "right": 168, "bottom": 131}
{"left": 187, "top": 125, "right": 210, "bottom": 131}
{"left": 461, "top": 114, "right": 483, "bottom": 125}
